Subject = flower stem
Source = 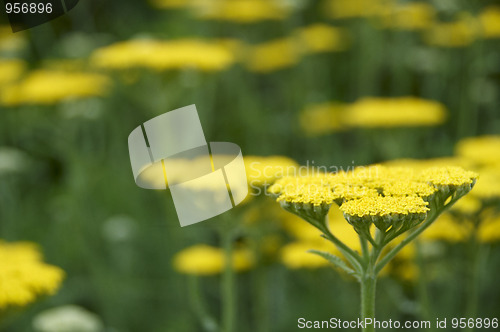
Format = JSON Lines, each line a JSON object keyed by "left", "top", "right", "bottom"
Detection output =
{"left": 360, "top": 273, "right": 377, "bottom": 332}
{"left": 222, "top": 230, "right": 236, "bottom": 332}
{"left": 188, "top": 276, "right": 219, "bottom": 332}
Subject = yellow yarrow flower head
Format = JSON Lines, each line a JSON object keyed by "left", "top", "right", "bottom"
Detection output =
{"left": 424, "top": 14, "right": 479, "bottom": 48}
{"left": 280, "top": 241, "right": 332, "bottom": 269}
{"left": 420, "top": 166, "right": 478, "bottom": 200}
{"left": 0, "top": 241, "right": 64, "bottom": 310}
{"left": 299, "top": 102, "right": 347, "bottom": 136}
{"left": 344, "top": 97, "right": 447, "bottom": 128}
{"left": 0, "top": 26, "right": 27, "bottom": 54}
{"left": 269, "top": 174, "right": 339, "bottom": 223}
{"left": 340, "top": 195, "right": 429, "bottom": 233}
{"left": 295, "top": 24, "right": 349, "bottom": 54}
{"left": 478, "top": 6, "right": 500, "bottom": 39}
{"left": 271, "top": 164, "right": 477, "bottom": 237}
{"left": 191, "top": 0, "right": 291, "bottom": 23}
{"left": 0, "top": 59, "right": 25, "bottom": 87}
{"left": 244, "top": 155, "right": 298, "bottom": 189}
{"left": 1, "top": 70, "right": 110, "bottom": 106}
{"left": 90, "top": 39, "right": 235, "bottom": 72}
{"left": 469, "top": 166, "right": 500, "bottom": 202}
{"left": 245, "top": 38, "right": 299, "bottom": 73}
{"left": 173, "top": 244, "right": 254, "bottom": 276}
{"left": 455, "top": 135, "right": 500, "bottom": 166}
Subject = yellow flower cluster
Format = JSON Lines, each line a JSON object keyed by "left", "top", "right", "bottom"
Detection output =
{"left": 0, "top": 59, "right": 25, "bottom": 87}
{"left": 270, "top": 165, "right": 477, "bottom": 233}
{"left": 0, "top": 26, "right": 27, "bottom": 53}
{"left": 192, "top": 0, "right": 291, "bottom": 23}
{"left": 90, "top": 39, "right": 235, "bottom": 72}
{"left": 479, "top": 6, "right": 500, "bottom": 39}
{"left": 420, "top": 166, "right": 478, "bottom": 189}
{"left": 344, "top": 97, "right": 447, "bottom": 128}
{"left": 340, "top": 195, "right": 429, "bottom": 217}
{"left": 299, "top": 103, "right": 346, "bottom": 135}
{"left": 455, "top": 135, "right": 500, "bottom": 166}
{"left": 173, "top": 244, "right": 254, "bottom": 276}
{"left": 244, "top": 155, "right": 298, "bottom": 188}
{"left": 424, "top": 14, "right": 478, "bottom": 48}
{"left": 245, "top": 24, "right": 349, "bottom": 73}
{"left": 469, "top": 166, "right": 500, "bottom": 200}
{"left": 0, "top": 241, "right": 64, "bottom": 309}
{"left": 1, "top": 70, "right": 110, "bottom": 106}
{"left": 300, "top": 97, "right": 447, "bottom": 135}
{"left": 152, "top": 0, "right": 291, "bottom": 23}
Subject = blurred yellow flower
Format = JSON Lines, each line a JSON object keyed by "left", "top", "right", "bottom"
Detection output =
{"left": 478, "top": 6, "right": 500, "bottom": 39}
{"left": 192, "top": 0, "right": 290, "bottom": 23}
{"left": 299, "top": 103, "right": 346, "bottom": 136}
{"left": 0, "top": 59, "right": 25, "bottom": 86}
{"left": 344, "top": 97, "right": 447, "bottom": 128}
{"left": 0, "top": 241, "right": 64, "bottom": 309}
{"left": 379, "top": 2, "right": 436, "bottom": 30}
{"left": 455, "top": 135, "right": 500, "bottom": 166}
{"left": 469, "top": 166, "right": 500, "bottom": 200}
{"left": 244, "top": 156, "right": 298, "bottom": 188}
{"left": 478, "top": 215, "right": 500, "bottom": 243}
{"left": 245, "top": 24, "right": 350, "bottom": 73}
{"left": 383, "top": 157, "right": 474, "bottom": 171}
{"left": 245, "top": 38, "right": 299, "bottom": 73}
{"left": 1, "top": 70, "right": 110, "bottom": 106}
{"left": 281, "top": 241, "right": 331, "bottom": 269}
{"left": 323, "top": 0, "right": 392, "bottom": 19}
{"left": 420, "top": 213, "right": 471, "bottom": 243}
{"left": 450, "top": 195, "right": 482, "bottom": 215}
{"left": 173, "top": 244, "right": 254, "bottom": 276}
{"left": 91, "top": 39, "right": 235, "bottom": 72}
{"left": 295, "top": 24, "right": 349, "bottom": 54}
{"left": 424, "top": 14, "right": 478, "bottom": 47}
{"left": 0, "top": 26, "right": 27, "bottom": 53}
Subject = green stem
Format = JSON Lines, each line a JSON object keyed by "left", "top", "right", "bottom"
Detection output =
{"left": 465, "top": 230, "right": 488, "bottom": 331}
{"left": 188, "top": 276, "right": 219, "bottom": 332}
{"left": 414, "top": 240, "right": 433, "bottom": 327}
{"left": 359, "top": 231, "right": 383, "bottom": 332}
{"left": 222, "top": 231, "right": 236, "bottom": 332}
{"left": 360, "top": 274, "right": 377, "bottom": 332}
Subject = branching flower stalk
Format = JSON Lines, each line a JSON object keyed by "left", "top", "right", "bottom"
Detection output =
{"left": 269, "top": 165, "right": 477, "bottom": 332}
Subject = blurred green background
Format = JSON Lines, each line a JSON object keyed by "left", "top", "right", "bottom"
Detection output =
{"left": 0, "top": 0, "right": 500, "bottom": 331}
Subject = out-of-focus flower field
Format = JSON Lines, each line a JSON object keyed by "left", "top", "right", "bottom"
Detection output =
{"left": 0, "top": 0, "right": 500, "bottom": 331}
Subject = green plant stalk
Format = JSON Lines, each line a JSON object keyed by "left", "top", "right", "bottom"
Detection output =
{"left": 359, "top": 231, "right": 384, "bottom": 332}
{"left": 360, "top": 274, "right": 377, "bottom": 332}
{"left": 222, "top": 231, "right": 236, "bottom": 332}
{"left": 188, "top": 276, "right": 219, "bottom": 332}
{"left": 465, "top": 228, "right": 489, "bottom": 331}
{"left": 414, "top": 240, "right": 432, "bottom": 326}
